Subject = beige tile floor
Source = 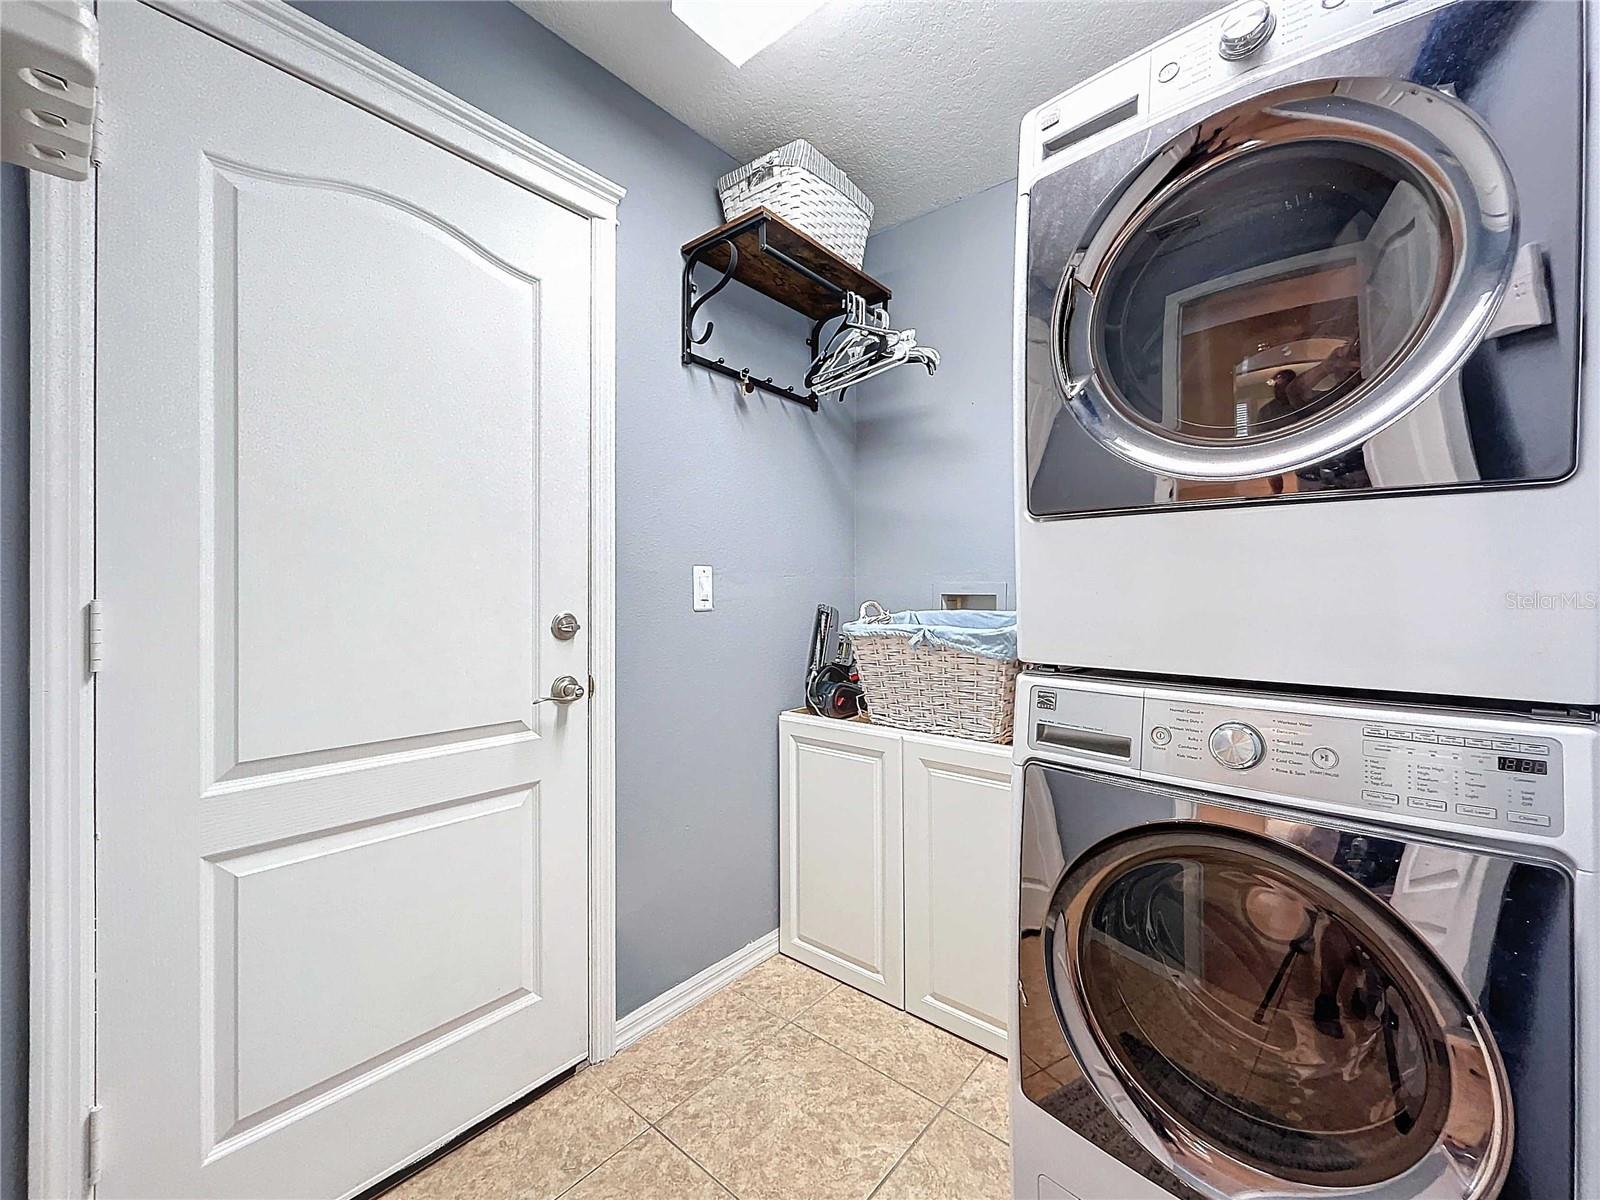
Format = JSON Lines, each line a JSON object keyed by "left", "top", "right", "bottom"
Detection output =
{"left": 385, "top": 955, "right": 1011, "bottom": 1200}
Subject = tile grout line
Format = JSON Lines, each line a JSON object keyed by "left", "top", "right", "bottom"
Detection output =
{"left": 940, "top": 1060, "right": 984, "bottom": 1122}
{"left": 596, "top": 963, "right": 1004, "bottom": 1199}
{"left": 782, "top": 975, "right": 994, "bottom": 1102}
{"left": 938, "top": 1059, "right": 1010, "bottom": 1150}
{"left": 786, "top": 1013, "right": 987, "bottom": 1110}
{"left": 781, "top": 1002, "right": 981, "bottom": 1198}
{"left": 651, "top": 1115, "right": 739, "bottom": 1198}
{"left": 600, "top": 985, "right": 804, "bottom": 1198}
{"left": 783, "top": 980, "right": 841, "bottom": 1024}
{"left": 640, "top": 985, "right": 946, "bottom": 1200}
{"left": 784, "top": 1015, "right": 953, "bottom": 1107}
{"left": 643, "top": 986, "right": 855, "bottom": 1197}
{"left": 596, "top": 983, "right": 783, "bottom": 1123}
{"left": 604, "top": 1073, "right": 744, "bottom": 1198}
{"left": 549, "top": 1125, "right": 653, "bottom": 1200}
{"left": 864, "top": 1057, "right": 1007, "bottom": 1198}
{"left": 863, "top": 1107, "right": 942, "bottom": 1200}
{"left": 943, "top": 1105, "right": 1009, "bottom": 1150}
{"left": 779, "top": 1001, "right": 949, "bottom": 1200}
{"left": 396, "top": 963, "right": 843, "bottom": 1200}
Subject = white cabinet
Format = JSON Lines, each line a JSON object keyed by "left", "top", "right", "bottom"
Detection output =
{"left": 779, "top": 716, "right": 904, "bottom": 1004}
{"left": 778, "top": 711, "right": 1011, "bottom": 1050}
{"left": 902, "top": 733, "right": 1012, "bottom": 1054}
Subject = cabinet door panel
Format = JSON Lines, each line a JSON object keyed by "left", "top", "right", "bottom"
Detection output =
{"left": 779, "top": 717, "right": 903, "bottom": 1004}
{"left": 903, "top": 735, "right": 1011, "bottom": 1053}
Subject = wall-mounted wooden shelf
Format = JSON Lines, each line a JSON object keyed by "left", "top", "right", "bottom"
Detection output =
{"left": 680, "top": 208, "right": 892, "bottom": 409}
{"left": 682, "top": 208, "right": 890, "bottom": 321}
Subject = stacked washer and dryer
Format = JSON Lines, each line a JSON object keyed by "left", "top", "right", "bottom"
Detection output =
{"left": 1009, "top": 2, "right": 1598, "bottom": 1198}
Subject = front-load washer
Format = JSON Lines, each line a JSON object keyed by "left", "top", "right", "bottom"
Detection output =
{"left": 1014, "top": 0, "right": 1599, "bottom": 704}
{"left": 1011, "top": 670, "right": 1595, "bottom": 1200}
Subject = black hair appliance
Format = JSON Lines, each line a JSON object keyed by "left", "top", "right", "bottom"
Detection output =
{"left": 805, "top": 604, "right": 865, "bottom": 719}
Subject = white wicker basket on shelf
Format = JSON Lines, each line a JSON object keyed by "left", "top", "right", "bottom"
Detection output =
{"left": 717, "top": 139, "right": 873, "bottom": 266}
{"left": 845, "top": 602, "right": 1019, "bottom": 744}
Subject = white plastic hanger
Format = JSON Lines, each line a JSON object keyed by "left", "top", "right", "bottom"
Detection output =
{"left": 806, "top": 292, "right": 940, "bottom": 397}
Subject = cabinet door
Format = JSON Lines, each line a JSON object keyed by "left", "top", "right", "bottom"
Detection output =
{"left": 779, "top": 717, "right": 903, "bottom": 1004}
{"left": 903, "top": 735, "right": 1011, "bottom": 1053}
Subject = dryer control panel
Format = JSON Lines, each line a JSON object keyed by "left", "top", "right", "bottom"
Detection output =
{"left": 1027, "top": 678, "right": 1573, "bottom": 838}
{"left": 1024, "top": 0, "right": 1450, "bottom": 179}
{"left": 1141, "top": 0, "right": 1445, "bottom": 121}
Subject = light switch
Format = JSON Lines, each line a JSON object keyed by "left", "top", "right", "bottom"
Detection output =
{"left": 692, "top": 564, "right": 714, "bottom": 611}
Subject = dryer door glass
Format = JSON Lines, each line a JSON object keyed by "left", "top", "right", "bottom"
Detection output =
{"left": 1053, "top": 79, "right": 1517, "bottom": 492}
{"left": 1046, "top": 824, "right": 1512, "bottom": 1198}
{"left": 1094, "top": 141, "right": 1446, "bottom": 495}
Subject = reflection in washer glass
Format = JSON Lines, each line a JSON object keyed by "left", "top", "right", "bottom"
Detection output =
{"left": 1077, "top": 838, "right": 1454, "bottom": 1188}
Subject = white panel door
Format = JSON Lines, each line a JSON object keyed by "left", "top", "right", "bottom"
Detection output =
{"left": 778, "top": 714, "right": 903, "bottom": 1004}
{"left": 902, "top": 734, "right": 1011, "bottom": 1054}
{"left": 94, "top": 5, "right": 593, "bottom": 1196}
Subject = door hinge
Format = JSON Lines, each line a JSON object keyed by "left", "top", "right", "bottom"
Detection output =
{"left": 85, "top": 1104, "right": 103, "bottom": 1188}
{"left": 87, "top": 599, "right": 105, "bottom": 675}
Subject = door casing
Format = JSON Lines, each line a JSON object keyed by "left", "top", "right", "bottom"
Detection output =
{"left": 26, "top": 3, "right": 623, "bottom": 1195}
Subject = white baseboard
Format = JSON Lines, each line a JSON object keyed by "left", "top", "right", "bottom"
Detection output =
{"left": 613, "top": 930, "right": 780, "bottom": 1051}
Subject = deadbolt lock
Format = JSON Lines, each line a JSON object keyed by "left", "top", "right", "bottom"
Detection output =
{"left": 551, "top": 612, "right": 581, "bottom": 641}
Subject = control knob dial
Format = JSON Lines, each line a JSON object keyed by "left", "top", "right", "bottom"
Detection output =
{"left": 1209, "top": 721, "right": 1266, "bottom": 770}
{"left": 1218, "top": 0, "right": 1276, "bottom": 60}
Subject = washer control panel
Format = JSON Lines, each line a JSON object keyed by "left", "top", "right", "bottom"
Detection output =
{"left": 1028, "top": 680, "right": 1570, "bottom": 838}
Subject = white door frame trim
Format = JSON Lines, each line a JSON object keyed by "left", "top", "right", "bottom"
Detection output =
{"left": 28, "top": 4, "right": 623, "bottom": 1195}
{"left": 28, "top": 169, "right": 97, "bottom": 1200}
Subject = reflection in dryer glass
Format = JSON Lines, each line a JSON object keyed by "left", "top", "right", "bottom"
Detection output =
{"left": 1093, "top": 140, "right": 1448, "bottom": 502}
{"left": 1022, "top": 0, "right": 1583, "bottom": 517}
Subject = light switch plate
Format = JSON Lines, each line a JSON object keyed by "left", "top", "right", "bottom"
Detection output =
{"left": 692, "top": 564, "right": 714, "bottom": 611}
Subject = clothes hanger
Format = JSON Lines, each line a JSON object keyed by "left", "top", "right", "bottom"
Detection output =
{"left": 808, "top": 328, "right": 939, "bottom": 396}
{"left": 806, "top": 292, "right": 940, "bottom": 398}
{"left": 807, "top": 299, "right": 889, "bottom": 392}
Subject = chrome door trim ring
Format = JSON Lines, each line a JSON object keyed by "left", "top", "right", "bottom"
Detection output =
{"left": 1043, "top": 821, "right": 1515, "bottom": 1200}
{"left": 1051, "top": 77, "right": 1517, "bottom": 482}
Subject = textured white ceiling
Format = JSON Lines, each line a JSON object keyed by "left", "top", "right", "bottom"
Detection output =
{"left": 515, "top": 0, "right": 1214, "bottom": 230}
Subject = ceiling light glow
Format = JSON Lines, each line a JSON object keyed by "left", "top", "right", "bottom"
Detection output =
{"left": 670, "top": 0, "right": 828, "bottom": 67}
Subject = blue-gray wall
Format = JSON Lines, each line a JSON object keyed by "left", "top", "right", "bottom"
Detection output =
{"left": 289, "top": 1, "right": 855, "bottom": 1016}
{"left": 3, "top": 162, "right": 30, "bottom": 1200}
{"left": 854, "top": 181, "right": 1017, "bottom": 611}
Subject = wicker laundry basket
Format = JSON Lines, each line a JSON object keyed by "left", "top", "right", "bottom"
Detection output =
{"left": 717, "top": 139, "right": 873, "bottom": 266}
{"left": 844, "top": 603, "right": 1020, "bottom": 744}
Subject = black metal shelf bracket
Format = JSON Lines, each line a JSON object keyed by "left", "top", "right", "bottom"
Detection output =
{"left": 680, "top": 211, "right": 876, "bottom": 412}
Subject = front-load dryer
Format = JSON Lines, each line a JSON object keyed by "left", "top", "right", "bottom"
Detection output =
{"left": 1011, "top": 671, "right": 1595, "bottom": 1200}
{"left": 1014, "top": 0, "right": 1598, "bottom": 704}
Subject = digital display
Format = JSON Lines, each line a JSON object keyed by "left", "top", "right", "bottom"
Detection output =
{"left": 1497, "top": 756, "right": 1549, "bottom": 776}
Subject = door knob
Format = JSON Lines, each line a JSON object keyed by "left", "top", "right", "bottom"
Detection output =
{"left": 549, "top": 675, "right": 586, "bottom": 704}
{"left": 551, "top": 612, "right": 581, "bottom": 641}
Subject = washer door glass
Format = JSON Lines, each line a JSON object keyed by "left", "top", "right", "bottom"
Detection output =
{"left": 1046, "top": 824, "right": 1512, "bottom": 1197}
{"left": 1053, "top": 78, "right": 1517, "bottom": 487}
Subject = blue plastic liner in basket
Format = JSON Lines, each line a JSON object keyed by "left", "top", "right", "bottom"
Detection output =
{"left": 842, "top": 607, "right": 1018, "bottom": 661}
